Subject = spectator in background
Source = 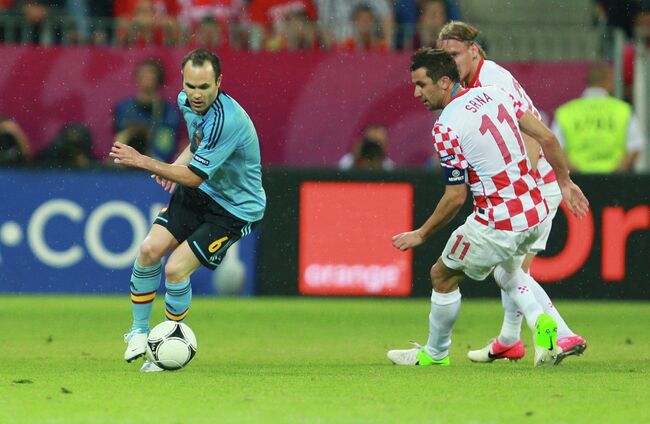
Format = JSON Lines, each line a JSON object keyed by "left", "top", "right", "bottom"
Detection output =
{"left": 280, "top": 7, "right": 320, "bottom": 51}
{"left": 314, "top": 0, "right": 394, "bottom": 49}
{"left": 247, "top": 0, "right": 318, "bottom": 50}
{"left": 113, "top": 58, "right": 182, "bottom": 163}
{"left": 393, "top": 0, "right": 459, "bottom": 50}
{"left": 551, "top": 61, "right": 645, "bottom": 173}
{"left": 394, "top": 0, "right": 418, "bottom": 49}
{"left": 0, "top": 116, "right": 31, "bottom": 166}
{"left": 339, "top": 124, "right": 395, "bottom": 170}
{"left": 414, "top": 0, "right": 448, "bottom": 48}
{"left": 172, "top": 0, "right": 247, "bottom": 49}
{"left": 36, "top": 123, "right": 95, "bottom": 168}
{"left": 339, "top": 4, "right": 388, "bottom": 51}
{"left": 188, "top": 16, "right": 223, "bottom": 49}
{"left": 114, "top": 0, "right": 178, "bottom": 46}
{"left": 8, "top": 0, "right": 65, "bottom": 44}
{"left": 63, "top": 0, "right": 113, "bottom": 45}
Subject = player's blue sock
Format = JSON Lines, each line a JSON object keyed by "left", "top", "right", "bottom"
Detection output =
{"left": 165, "top": 278, "right": 192, "bottom": 322}
{"left": 130, "top": 261, "right": 162, "bottom": 332}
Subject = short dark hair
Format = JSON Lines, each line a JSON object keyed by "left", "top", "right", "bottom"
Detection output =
{"left": 586, "top": 61, "right": 613, "bottom": 87}
{"left": 138, "top": 58, "right": 165, "bottom": 88}
{"left": 410, "top": 48, "right": 459, "bottom": 83}
{"left": 181, "top": 49, "right": 222, "bottom": 81}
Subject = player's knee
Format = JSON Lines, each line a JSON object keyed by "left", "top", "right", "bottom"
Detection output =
{"left": 430, "top": 264, "right": 440, "bottom": 286}
{"left": 164, "top": 260, "right": 190, "bottom": 284}
{"left": 494, "top": 265, "right": 524, "bottom": 292}
{"left": 138, "top": 241, "right": 165, "bottom": 266}
{"left": 430, "top": 263, "right": 452, "bottom": 293}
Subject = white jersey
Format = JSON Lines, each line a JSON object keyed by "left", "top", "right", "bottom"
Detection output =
{"left": 433, "top": 86, "right": 549, "bottom": 232}
{"left": 468, "top": 59, "right": 560, "bottom": 194}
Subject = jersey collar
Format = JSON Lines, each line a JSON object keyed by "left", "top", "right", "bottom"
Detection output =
{"left": 467, "top": 58, "right": 485, "bottom": 88}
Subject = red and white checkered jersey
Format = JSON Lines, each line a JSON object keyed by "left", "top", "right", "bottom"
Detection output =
{"left": 434, "top": 86, "right": 549, "bottom": 232}
{"left": 468, "top": 59, "right": 559, "bottom": 193}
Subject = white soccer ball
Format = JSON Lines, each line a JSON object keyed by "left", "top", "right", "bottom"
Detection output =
{"left": 146, "top": 321, "right": 198, "bottom": 370}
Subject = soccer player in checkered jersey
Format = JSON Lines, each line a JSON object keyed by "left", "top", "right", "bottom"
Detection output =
{"left": 437, "top": 21, "right": 588, "bottom": 364}
{"left": 386, "top": 48, "right": 589, "bottom": 367}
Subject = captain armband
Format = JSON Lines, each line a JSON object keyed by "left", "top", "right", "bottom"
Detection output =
{"left": 443, "top": 167, "right": 467, "bottom": 185}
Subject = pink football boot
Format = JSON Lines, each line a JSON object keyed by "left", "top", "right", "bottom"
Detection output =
{"left": 467, "top": 339, "right": 526, "bottom": 362}
{"left": 555, "top": 335, "right": 587, "bottom": 364}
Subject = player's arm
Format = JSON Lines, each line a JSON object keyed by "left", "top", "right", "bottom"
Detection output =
{"left": 518, "top": 111, "right": 589, "bottom": 217}
{"left": 522, "top": 132, "right": 540, "bottom": 171}
{"left": 392, "top": 173, "right": 467, "bottom": 251}
{"left": 110, "top": 141, "right": 204, "bottom": 188}
{"left": 150, "top": 143, "right": 194, "bottom": 192}
{"left": 172, "top": 143, "right": 193, "bottom": 166}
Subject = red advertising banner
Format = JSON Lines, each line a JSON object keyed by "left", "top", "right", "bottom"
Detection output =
{"left": 0, "top": 45, "right": 590, "bottom": 166}
{"left": 299, "top": 182, "right": 413, "bottom": 296}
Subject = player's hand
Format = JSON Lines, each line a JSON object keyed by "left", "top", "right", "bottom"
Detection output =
{"left": 109, "top": 142, "right": 145, "bottom": 168}
{"left": 559, "top": 180, "right": 589, "bottom": 218}
{"left": 151, "top": 174, "right": 176, "bottom": 193}
{"left": 392, "top": 230, "right": 425, "bottom": 251}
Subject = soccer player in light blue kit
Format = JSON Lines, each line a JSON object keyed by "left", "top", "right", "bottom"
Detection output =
{"left": 111, "top": 49, "right": 266, "bottom": 372}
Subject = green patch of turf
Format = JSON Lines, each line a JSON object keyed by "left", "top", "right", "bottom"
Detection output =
{"left": 1, "top": 296, "right": 648, "bottom": 424}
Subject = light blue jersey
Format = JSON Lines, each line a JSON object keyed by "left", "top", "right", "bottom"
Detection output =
{"left": 178, "top": 91, "right": 266, "bottom": 222}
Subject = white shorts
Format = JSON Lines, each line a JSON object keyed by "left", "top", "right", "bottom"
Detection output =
{"left": 440, "top": 215, "right": 543, "bottom": 281}
{"left": 530, "top": 184, "right": 563, "bottom": 253}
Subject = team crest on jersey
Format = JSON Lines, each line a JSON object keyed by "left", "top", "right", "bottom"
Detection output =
{"left": 193, "top": 154, "right": 210, "bottom": 166}
{"left": 193, "top": 129, "right": 202, "bottom": 147}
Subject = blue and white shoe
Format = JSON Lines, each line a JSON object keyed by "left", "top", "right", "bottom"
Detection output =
{"left": 124, "top": 329, "right": 148, "bottom": 362}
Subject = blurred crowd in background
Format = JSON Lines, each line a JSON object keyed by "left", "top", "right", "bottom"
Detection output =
{"left": 0, "top": 0, "right": 648, "bottom": 174}
{"left": 0, "top": 0, "right": 462, "bottom": 50}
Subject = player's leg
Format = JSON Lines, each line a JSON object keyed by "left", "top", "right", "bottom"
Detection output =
{"left": 387, "top": 258, "right": 464, "bottom": 366}
{"left": 494, "top": 254, "right": 558, "bottom": 366}
{"left": 388, "top": 218, "right": 509, "bottom": 366}
{"left": 425, "top": 259, "right": 465, "bottom": 361}
{"left": 124, "top": 223, "right": 180, "bottom": 362}
{"left": 125, "top": 186, "right": 201, "bottom": 364}
{"left": 164, "top": 203, "right": 251, "bottom": 323}
{"left": 520, "top": 255, "right": 587, "bottom": 362}
{"left": 163, "top": 241, "right": 202, "bottom": 322}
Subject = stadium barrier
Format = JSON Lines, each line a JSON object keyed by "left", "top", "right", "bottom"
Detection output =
{"left": 2, "top": 168, "right": 647, "bottom": 299}
{"left": 258, "top": 168, "right": 650, "bottom": 299}
{"left": 0, "top": 169, "right": 258, "bottom": 295}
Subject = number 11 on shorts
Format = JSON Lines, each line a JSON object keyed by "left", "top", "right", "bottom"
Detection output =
{"left": 450, "top": 234, "right": 471, "bottom": 260}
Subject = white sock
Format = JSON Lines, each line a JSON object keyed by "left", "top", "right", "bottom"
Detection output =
{"left": 497, "top": 289, "right": 523, "bottom": 345}
{"left": 493, "top": 266, "right": 542, "bottom": 331}
{"left": 525, "top": 273, "right": 574, "bottom": 338}
{"left": 425, "top": 289, "right": 462, "bottom": 360}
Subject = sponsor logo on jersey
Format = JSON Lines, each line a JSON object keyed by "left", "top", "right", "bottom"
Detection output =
{"left": 193, "top": 154, "right": 210, "bottom": 166}
{"left": 440, "top": 154, "right": 455, "bottom": 163}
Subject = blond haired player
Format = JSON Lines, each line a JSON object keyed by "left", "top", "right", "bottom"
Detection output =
{"left": 437, "top": 21, "right": 587, "bottom": 364}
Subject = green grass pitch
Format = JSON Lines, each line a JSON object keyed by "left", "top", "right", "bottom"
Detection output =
{"left": 1, "top": 296, "right": 649, "bottom": 424}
